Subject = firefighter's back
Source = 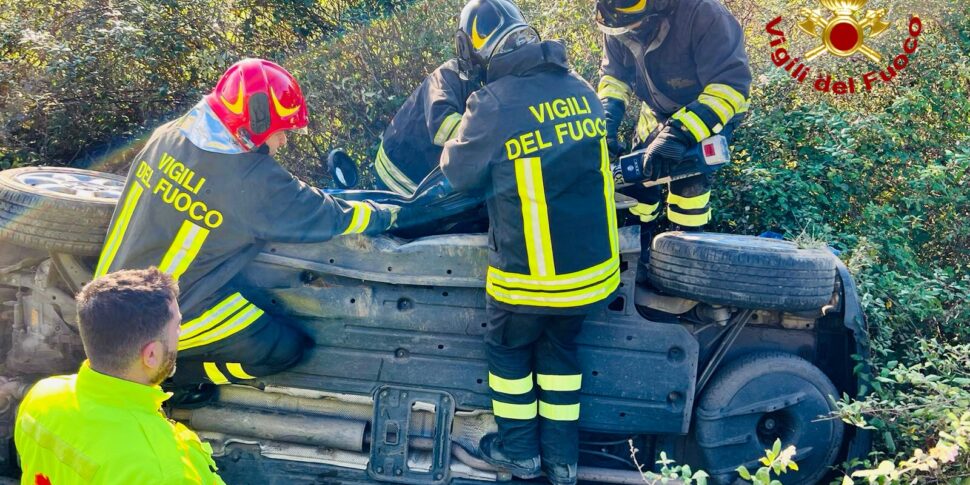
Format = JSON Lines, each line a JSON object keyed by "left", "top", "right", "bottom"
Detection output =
{"left": 478, "top": 46, "right": 620, "bottom": 310}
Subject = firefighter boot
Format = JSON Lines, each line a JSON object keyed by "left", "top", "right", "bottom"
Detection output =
{"left": 479, "top": 433, "right": 541, "bottom": 479}
{"left": 542, "top": 462, "right": 578, "bottom": 485}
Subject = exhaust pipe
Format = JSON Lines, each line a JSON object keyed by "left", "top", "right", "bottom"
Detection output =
{"left": 171, "top": 405, "right": 367, "bottom": 452}
{"left": 192, "top": 386, "right": 657, "bottom": 484}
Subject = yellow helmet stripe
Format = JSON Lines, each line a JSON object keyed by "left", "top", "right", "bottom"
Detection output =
{"left": 616, "top": 0, "right": 648, "bottom": 14}
{"left": 270, "top": 86, "right": 300, "bottom": 118}
{"left": 471, "top": 16, "right": 493, "bottom": 50}
{"left": 220, "top": 78, "right": 245, "bottom": 115}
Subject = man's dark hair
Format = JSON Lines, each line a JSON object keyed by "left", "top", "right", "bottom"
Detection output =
{"left": 76, "top": 267, "right": 179, "bottom": 374}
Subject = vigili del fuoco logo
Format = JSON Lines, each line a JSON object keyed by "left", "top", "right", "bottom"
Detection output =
{"left": 765, "top": 0, "right": 922, "bottom": 95}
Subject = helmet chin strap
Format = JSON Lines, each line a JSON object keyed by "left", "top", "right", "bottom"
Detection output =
{"left": 455, "top": 34, "right": 485, "bottom": 85}
{"left": 235, "top": 129, "right": 258, "bottom": 152}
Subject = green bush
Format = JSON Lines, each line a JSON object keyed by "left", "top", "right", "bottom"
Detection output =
{"left": 0, "top": 0, "right": 404, "bottom": 171}
{"left": 1, "top": 0, "right": 968, "bottom": 481}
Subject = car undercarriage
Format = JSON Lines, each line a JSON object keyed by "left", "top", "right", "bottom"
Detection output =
{"left": 0, "top": 167, "right": 871, "bottom": 484}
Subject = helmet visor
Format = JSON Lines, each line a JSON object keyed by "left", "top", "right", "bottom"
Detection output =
{"left": 493, "top": 26, "right": 540, "bottom": 57}
{"left": 595, "top": 1, "right": 648, "bottom": 35}
{"left": 596, "top": 21, "right": 636, "bottom": 35}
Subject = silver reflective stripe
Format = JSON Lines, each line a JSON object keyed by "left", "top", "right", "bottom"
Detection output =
{"left": 20, "top": 412, "right": 100, "bottom": 480}
{"left": 180, "top": 293, "right": 247, "bottom": 340}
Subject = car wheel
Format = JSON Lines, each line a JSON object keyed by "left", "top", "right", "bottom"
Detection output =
{"left": 692, "top": 352, "right": 844, "bottom": 485}
{"left": 649, "top": 232, "right": 837, "bottom": 312}
{"left": 0, "top": 167, "right": 124, "bottom": 256}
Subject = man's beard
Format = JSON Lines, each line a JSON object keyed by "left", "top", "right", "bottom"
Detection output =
{"left": 150, "top": 343, "right": 178, "bottom": 386}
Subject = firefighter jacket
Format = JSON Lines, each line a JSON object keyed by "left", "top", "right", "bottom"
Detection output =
{"left": 95, "top": 101, "right": 393, "bottom": 318}
{"left": 376, "top": 59, "right": 477, "bottom": 195}
{"left": 598, "top": 0, "right": 752, "bottom": 143}
{"left": 441, "top": 41, "right": 620, "bottom": 314}
{"left": 15, "top": 361, "right": 225, "bottom": 484}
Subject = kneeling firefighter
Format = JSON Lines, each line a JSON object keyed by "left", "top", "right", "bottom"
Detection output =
{"left": 95, "top": 59, "right": 397, "bottom": 388}
{"left": 596, "top": 0, "right": 752, "bottom": 281}
{"left": 441, "top": 1, "right": 620, "bottom": 484}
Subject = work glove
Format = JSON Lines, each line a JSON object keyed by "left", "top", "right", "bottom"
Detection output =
{"left": 643, "top": 123, "right": 691, "bottom": 165}
{"left": 611, "top": 148, "right": 662, "bottom": 185}
{"left": 389, "top": 203, "right": 429, "bottom": 231}
{"left": 373, "top": 202, "right": 400, "bottom": 230}
{"left": 602, "top": 98, "right": 627, "bottom": 160}
{"left": 612, "top": 123, "right": 690, "bottom": 185}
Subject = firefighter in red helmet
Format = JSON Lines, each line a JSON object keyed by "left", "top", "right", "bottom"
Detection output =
{"left": 95, "top": 59, "right": 398, "bottom": 389}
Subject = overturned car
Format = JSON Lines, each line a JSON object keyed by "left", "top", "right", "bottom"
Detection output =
{"left": 0, "top": 166, "right": 870, "bottom": 484}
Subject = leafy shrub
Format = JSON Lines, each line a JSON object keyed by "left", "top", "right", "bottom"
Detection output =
{"left": 1, "top": 0, "right": 968, "bottom": 481}
{"left": 0, "top": 0, "right": 405, "bottom": 170}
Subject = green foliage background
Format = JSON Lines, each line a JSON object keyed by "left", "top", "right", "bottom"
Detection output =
{"left": 1, "top": 0, "right": 968, "bottom": 481}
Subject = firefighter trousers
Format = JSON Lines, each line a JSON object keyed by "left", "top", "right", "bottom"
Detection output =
{"left": 485, "top": 304, "right": 585, "bottom": 465}
{"left": 624, "top": 118, "right": 743, "bottom": 237}
{"left": 170, "top": 291, "right": 312, "bottom": 386}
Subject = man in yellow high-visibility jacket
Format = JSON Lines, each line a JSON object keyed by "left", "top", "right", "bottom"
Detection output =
{"left": 15, "top": 268, "right": 225, "bottom": 484}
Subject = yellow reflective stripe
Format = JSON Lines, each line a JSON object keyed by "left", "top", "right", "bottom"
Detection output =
{"left": 203, "top": 362, "right": 230, "bottom": 385}
{"left": 180, "top": 293, "right": 248, "bottom": 340}
{"left": 226, "top": 362, "right": 256, "bottom": 380}
{"left": 698, "top": 94, "right": 733, "bottom": 125}
{"left": 514, "top": 157, "right": 555, "bottom": 277}
{"left": 486, "top": 270, "right": 620, "bottom": 308}
{"left": 703, "top": 83, "right": 748, "bottom": 114}
{"left": 629, "top": 202, "right": 661, "bottom": 222}
{"left": 342, "top": 201, "right": 373, "bottom": 235}
{"left": 487, "top": 141, "right": 619, "bottom": 299}
{"left": 492, "top": 400, "right": 538, "bottom": 420}
{"left": 600, "top": 137, "right": 619, "bottom": 257}
{"left": 489, "top": 372, "right": 533, "bottom": 395}
{"left": 487, "top": 256, "right": 618, "bottom": 292}
{"left": 667, "top": 208, "right": 711, "bottom": 227}
{"left": 375, "top": 144, "right": 417, "bottom": 195}
{"left": 19, "top": 412, "right": 99, "bottom": 480}
{"left": 158, "top": 220, "right": 210, "bottom": 280}
{"left": 433, "top": 112, "right": 463, "bottom": 146}
{"left": 597, "top": 75, "right": 633, "bottom": 105}
{"left": 539, "top": 401, "right": 580, "bottom": 421}
{"left": 636, "top": 108, "right": 659, "bottom": 140}
{"left": 633, "top": 212, "right": 660, "bottom": 222}
{"left": 672, "top": 107, "right": 711, "bottom": 142}
{"left": 537, "top": 374, "right": 582, "bottom": 392}
{"left": 179, "top": 304, "right": 264, "bottom": 351}
{"left": 667, "top": 191, "right": 711, "bottom": 210}
{"left": 94, "top": 182, "right": 144, "bottom": 278}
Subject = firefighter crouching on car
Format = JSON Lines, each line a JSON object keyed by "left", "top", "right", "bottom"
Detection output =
{"left": 370, "top": 59, "right": 478, "bottom": 195}
{"left": 597, "top": 0, "right": 751, "bottom": 282}
{"left": 441, "top": 1, "right": 619, "bottom": 483}
{"left": 94, "top": 59, "right": 397, "bottom": 388}
{"left": 15, "top": 268, "right": 225, "bottom": 484}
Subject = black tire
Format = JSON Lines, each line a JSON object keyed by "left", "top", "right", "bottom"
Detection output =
{"left": 0, "top": 167, "right": 124, "bottom": 256}
{"left": 648, "top": 232, "right": 836, "bottom": 311}
{"left": 693, "top": 352, "right": 844, "bottom": 485}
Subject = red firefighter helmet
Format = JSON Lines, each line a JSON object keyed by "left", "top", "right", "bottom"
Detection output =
{"left": 206, "top": 58, "right": 309, "bottom": 151}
